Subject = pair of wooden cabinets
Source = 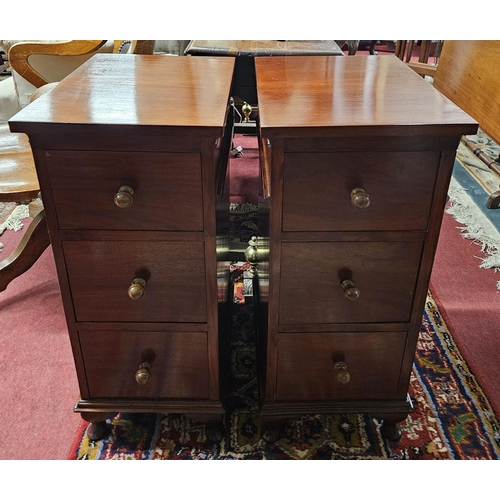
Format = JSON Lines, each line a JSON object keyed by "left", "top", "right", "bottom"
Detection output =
{"left": 10, "top": 54, "right": 477, "bottom": 441}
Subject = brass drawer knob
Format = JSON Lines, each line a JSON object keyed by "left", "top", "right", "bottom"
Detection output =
{"left": 128, "top": 278, "right": 147, "bottom": 300}
{"left": 114, "top": 185, "right": 134, "bottom": 208}
{"left": 351, "top": 188, "right": 370, "bottom": 209}
{"left": 135, "top": 362, "right": 152, "bottom": 385}
{"left": 334, "top": 361, "right": 351, "bottom": 384}
{"left": 244, "top": 236, "right": 259, "bottom": 277}
{"left": 242, "top": 101, "right": 253, "bottom": 122}
{"left": 341, "top": 279, "right": 360, "bottom": 301}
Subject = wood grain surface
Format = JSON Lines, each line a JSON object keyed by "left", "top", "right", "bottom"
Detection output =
{"left": 9, "top": 54, "right": 236, "bottom": 134}
{"left": 256, "top": 55, "right": 478, "bottom": 138}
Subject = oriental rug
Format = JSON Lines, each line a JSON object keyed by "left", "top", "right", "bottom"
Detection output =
{"left": 68, "top": 264, "right": 500, "bottom": 459}
{"left": 448, "top": 130, "right": 500, "bottom": 286}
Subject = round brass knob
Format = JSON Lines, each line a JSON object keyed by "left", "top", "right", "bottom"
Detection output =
{"left": 242, "top": 101, "right": 252, "bottom": 123}
{"left": 135, "top": 362, "right": 152, "bottom": 385}
{"left": 334, "top": 361, "right": 351, "bottom": 384}
{"left": 114, "top": 185, "right": 134, "bottom": 208}
{"left": 341, "top": 279, "right": 360, "bottom": 301}
{"left": 351, "top": 188, "right": 370, "bottom": 209}
{"left": 128, "top": 278, "right": 147, "bottom": 300}
{"left": 244, "top": 236, "right": 259, "bottom": 277}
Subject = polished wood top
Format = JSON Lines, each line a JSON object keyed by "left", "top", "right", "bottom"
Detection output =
{"left": 186, "top": 40, "right": 343, "bottom": 57}
{"left": 255, "top": 55, "right": 478, "bottom": 139}
{"left": 9, "top": 54, "right": 235, "bottom": 137}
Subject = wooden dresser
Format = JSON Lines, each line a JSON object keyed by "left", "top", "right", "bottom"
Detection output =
{"left": 9, "top": 54, "right": 236, "bottom": 440}
{"left": 252, "top": 55, "right": 478, "bottom": 440}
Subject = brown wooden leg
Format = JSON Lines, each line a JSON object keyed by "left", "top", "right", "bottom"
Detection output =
{"left": 0, "top": 210, "right": 50, "bottom": 292}
{"left": 262, "top": 421, "right": 281, "bottom": 443}
{"left": 205, "top": 420, "right": 225, "bottom": 442}
{"left": 376, "top": 413, "right": 408, "bottom": 441}
{"left": 187, "top": 413, "right": 225, "bottom": 443}
{"left": 81, "top": 412, "right": 117, "bottom": 441}
{"left": 381, "top": 420, "right": 402, "bottom": 441}
{"left": 260, "top": 416, "right": 284, "bottom": 443}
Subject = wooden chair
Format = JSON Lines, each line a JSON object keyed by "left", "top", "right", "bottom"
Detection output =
{"left": 0, "top": 40, "right": 155, "bottom": 291}
{"left": 0, "top": 122, "right": 50, "bottom": 291}
{"left": 395, "top": 40, "right": 432, "bottom": 64}
{"left": 8, "top": 40, "right": 154, "bottom": 88}
{"left": 405, "top": 40, "right": 500, "bottom": 208}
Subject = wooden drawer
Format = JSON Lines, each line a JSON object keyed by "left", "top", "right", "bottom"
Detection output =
{"left": 80, "top": 329, "right": 210, "bottom": 399}
{"left": 45, "top": 151, "right": 204, "bottom": 231}
{"left": 282, "top": 151, "right": 440, "bottom": 232}
{"left": 63, "top": 240, "right": 207, "bottom": 323}
{"left": 276, "top": 331, "right": 407, "bottom": 401}
{"left": 279, "top": 241, "right": 423, "bottom": 324}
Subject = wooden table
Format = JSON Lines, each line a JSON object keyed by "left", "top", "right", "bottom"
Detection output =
{"left": 186, "top": 40, "right": 344, "bottom": 106}
{"left": 9, "top": 54, "right": 236, "bottom": 441}
{"left": 251, "top": 55, "right": 478, "bottom": 441}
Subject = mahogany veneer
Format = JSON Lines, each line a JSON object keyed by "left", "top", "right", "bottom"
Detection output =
{"left": 253, "top": 55, "right": 478, "bottom": 440}
{"left": 9, "top": 54, "right": 236, "bottom": 440}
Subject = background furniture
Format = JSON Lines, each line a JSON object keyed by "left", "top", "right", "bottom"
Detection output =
{"left": 407, "top": 40, "right": 500, "bottom": 208}
{"left": 0, "top": 116, "right": 49, "bottom": 291}
{"left": 395, "top": 40, "right": 432, "bottom": 63}
{"left": 338, "top": 40, "right": 396, "bottom": 56}
{"left": 252, "top": 55, "right": 477, "bottom": 441}
{"left": 9, "top": 54, "right": 236, "bottom": 440}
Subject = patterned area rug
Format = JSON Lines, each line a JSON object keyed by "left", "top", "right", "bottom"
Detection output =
{"left": 229, "top": 202, "right": 258, "bottom": 248}
{"left": 69, "top": 268, "right": 500, "bottom": 459}
{"left": 449, "top": 130, "right": 500, "bottom": 285}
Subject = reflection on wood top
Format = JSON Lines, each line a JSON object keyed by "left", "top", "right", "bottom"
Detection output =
{"left": 186, "top": 40, "right": 343, "bottom": 57}
{"left": 9, "top": 54, "right": 235, "bottom": 135}
{"left": 255, "top": 55, "right": 478, "bottom": 138}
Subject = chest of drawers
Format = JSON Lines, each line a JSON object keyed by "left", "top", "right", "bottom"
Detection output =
{"left": 253, "top": 55, "right": 478, "bottom": 440}
{"left": 10, "top": 54, "right": 236, "bottom": 440}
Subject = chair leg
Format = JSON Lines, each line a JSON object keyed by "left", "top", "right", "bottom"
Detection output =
{"left": 0, "top": 209, "right": 50, "bottom": 292}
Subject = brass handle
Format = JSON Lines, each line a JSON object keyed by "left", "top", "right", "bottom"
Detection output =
{"left": 242, "top": 101, "right": 252, "bottom": 122}
{"left": 135, "top": 362, "right": 152, "bottom": 385}
{"left": 114, "top": 185, "right": 134, "bottom": 208}
{"left": 244, "top": 236, "right": 258, "bottom": 277}
{"left": 351, "top": 188, "right": 370, "bottom": 209}
{"left": 341, "top": 279, "right": 360, "bottom": 301}
{"left": 334, "top": 362, "right": 351, "bottom": 384}
{"left": 128, "top": 278, "right": 147, "bottom": 300}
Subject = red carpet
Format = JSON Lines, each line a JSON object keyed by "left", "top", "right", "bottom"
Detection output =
{"left": 431, "top": 207, "right": 500, "bottom": 416}
{"left": 230, "top": 134, "right": 260, "bottom": 206}
{"left": 0, "top": 223, "right": 80, "bottom": 460}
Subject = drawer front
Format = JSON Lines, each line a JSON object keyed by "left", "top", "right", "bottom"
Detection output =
{"left": 45, "top": 151, "right": 204, "bottom": 231}
{"left": 279, "top": 241, "right": 423, "bottom": 324}
{"left": 282, "top": 151, "right": 440, "bottom": 232}
{"left": 80, "top": 330, "right": 210, "bottom": 399}
{"left": 276, "top": 331, "right": 407, "bottom": 401}
{"left": 63, "top": 241, "right": 207, "bottom": 323}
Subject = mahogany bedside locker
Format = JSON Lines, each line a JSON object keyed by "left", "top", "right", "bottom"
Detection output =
{"left": 9, "top": 54, "right": 236, "bottom": 441}
{"left": 250, "top": 55, "right": 478, "bottom": 441}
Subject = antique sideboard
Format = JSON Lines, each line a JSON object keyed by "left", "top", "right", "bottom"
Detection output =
{"left": 9, "top": 54, "right": 236, "bottom": 440}
{"left": 251, "top": 55, "right": 478, "bottom": 440}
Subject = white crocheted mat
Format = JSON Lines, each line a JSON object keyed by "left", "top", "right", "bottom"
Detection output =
{"left": 0, "top": 203, "right": 30, "bottom": 252}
